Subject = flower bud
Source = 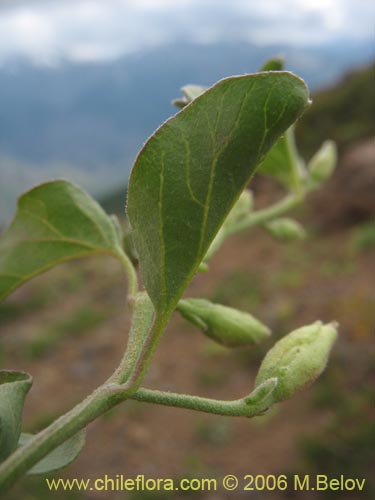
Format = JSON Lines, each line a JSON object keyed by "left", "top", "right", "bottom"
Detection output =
{"left": 255, "top": 321, "right": 338, "bottom": 403}
{"left": 264, "top": 217, "right": 306, "bottom": 242}
{"left": 172, "top": 84, "right": 206, "bottom": 108}
{"left": 177, "top": 298, "right": 271, "bottom": 347}
{"left": 308, "top": 140, "right": 337, "bottom": 185}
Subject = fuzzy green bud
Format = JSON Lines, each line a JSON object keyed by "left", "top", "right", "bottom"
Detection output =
{"left": 255, "top": 321, "right": 338, "bottom": 403}
{"left": 177, "top": 298, "right": 271, "bottom": 347}
{"left": 172, "top": 84, "right": 207, "bottom": 108}
{"left": 308, "top": 140, "right": 337, "bottom": 185}
{"left": 264, "top": 217, "right": 306, "bottom": 242}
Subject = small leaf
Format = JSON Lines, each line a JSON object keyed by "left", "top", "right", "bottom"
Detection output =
{"left": 127, "top": 72, "right": 310, "bottom": 316}
{"left": 260, "top": 57, "right": 284, "bottom": 72}
{"left": 122, "top": 218, "right": 139, "bottom": 266}
{"left": 308, "top": 140, "right": 337, "bottom": 186}
{"left": 18, "top": 430, "right": 85, "bottom": 474}
{"left": 258, "top": 127, "right": 305, "bottom": 190}
{"left": 0, "top": 180, "right": 122, "bottom": 300}
{"left": 244, "top": 378, "right": 279, "bottom": 411}
{"left": 109, "top": 214, "right": 124, "bottom": 244}
{"left": 0, "top": 370, "right": 32, "bottom": 462}
{"left": 172, "top": 84, "right": 207, "bottom": 108}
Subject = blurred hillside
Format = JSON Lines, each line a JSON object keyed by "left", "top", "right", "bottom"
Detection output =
{"left": 296, "top": 63, "right": 375, "bottom": 158}
{"left": 0, "top": 39, "right": 373, "bottom": 224}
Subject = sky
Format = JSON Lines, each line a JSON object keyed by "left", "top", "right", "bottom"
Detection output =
{"left": 0, "top": 0, "right": 374, "bottom": 66}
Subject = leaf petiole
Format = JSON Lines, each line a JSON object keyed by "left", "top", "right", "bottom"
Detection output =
{"left": 225, "top": 190, "right": 305, "bottom": 237}
{"left": 113, "top": 246, "right": 139, "bottom": 303}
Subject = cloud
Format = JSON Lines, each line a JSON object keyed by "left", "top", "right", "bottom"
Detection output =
{"left": 0, "top": 0, "right": 373, "bottom": 66}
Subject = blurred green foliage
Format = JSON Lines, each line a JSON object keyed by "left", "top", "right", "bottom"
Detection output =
{"left": 24, "top": 305, "right": 110, "bottom": 359}
{"left": 210, "top": 269, "right": 263, "bottom": 309}
{"left": 0, "top": 291, "right": 50, "bottom": 325}
{"left": 350, "top": 221, "right": 375, "bottom": 253}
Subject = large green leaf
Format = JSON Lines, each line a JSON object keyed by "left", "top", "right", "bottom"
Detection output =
{"left": 0, "top": 180, "right": 122, "bottom": 300}
{"left": 0, "top": 371, "right": 32, "bottom": 462}
{"left": 127, "top": 72, "right": 310, "bottom": 315}
{"left": 18, "top": 430, "right": 85, "bottom": 474}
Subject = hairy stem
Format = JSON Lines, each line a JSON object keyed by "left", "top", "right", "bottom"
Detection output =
{"left": 0, "top": 384, "right": 128, "bottom": 491}
{"left": 0, "top": 295, "right": 164, "bottom": 490}
{"left": 120, "top": 313, "right": 168, "bottom": 390}
{"left": 226, "top": 190, "right": 304, "bottom": 236}
{"left": 110, "top": 291, "right": 155, "bottom": 385}
{"left": 114, "top": 246, "right": 139, "bottom": 301}
{"left": 131, "top": 379, "right": 278, "bottom": 417}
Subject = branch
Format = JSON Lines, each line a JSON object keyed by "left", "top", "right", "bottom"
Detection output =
{"left": 130, "top": 378, "right": 278, "bottom": 417}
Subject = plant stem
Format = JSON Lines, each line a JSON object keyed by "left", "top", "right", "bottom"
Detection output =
{"left": 226, "top": 190, "right": 305, "bottom": 236}
{"left": 0, "top": 291, "right": 157, "bottom": 490}
{"left": 132, "top": 388, "right": 248, "bottom": 416}
{"left": 120, "top": 313, "right": 168, "bottom": 390}
{"left": 110, "top": 291, "right": 155, "bottom": 384}
{"left": 114, "top": 246, "right": 138, "bottom": 301}
{"left": 0, "top": 383, "right": 128, "bottom": 492}
{"left": 0, "top": 261, "right": 151, "bottom": 491}
{"left": 131, "top": 378, "right": 278, "bottom": 417}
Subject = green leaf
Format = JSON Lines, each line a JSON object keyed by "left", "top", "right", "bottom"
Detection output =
{"left": 127, "top": 72, "right": 310, "bottom": 316}
{"left": 258, "top": 127, "right": 305, "bottom": 190}
{"left": 0, "top": 180, "right": 122, "bottom": 300}
{"left": 308, "top": 140, "right": 337, "bottom": 186}
{"left": 18, "top": 430, "right": 85, "bottom": 474}
{"left": 260, "top": 56, "right": 284, "bottom": 72}
{"left": 0, "top": 371, "right": 32, "bottom": 462}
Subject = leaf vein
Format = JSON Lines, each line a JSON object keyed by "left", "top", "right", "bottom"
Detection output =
{"left": 18, "top": 207, "right": 64, "bottom": 238}
{"left": 198, "top": 82, "right": 256, "bottom": 255}
{"left": 176, "top": 126, "right": 205, "bottom": 207}
{"left": 158, "top": 150, "right": 167, "bottom": 306}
